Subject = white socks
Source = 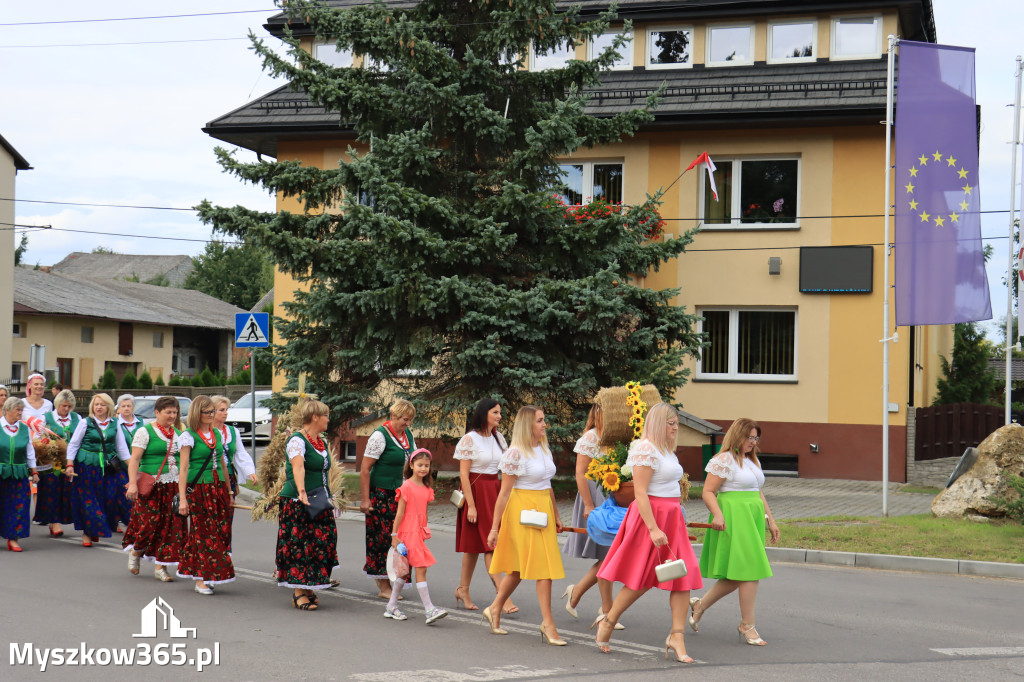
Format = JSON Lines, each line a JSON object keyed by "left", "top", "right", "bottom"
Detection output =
{"left": 416, "top": 581, "right": 435, "bottom": 611}
{"left": 387, "top": 579, "right": 405, "bottom": 609}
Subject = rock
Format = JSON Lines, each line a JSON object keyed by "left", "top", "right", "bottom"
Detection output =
{"left": 931, "top": 423, "right": 1024, "bottom": 519}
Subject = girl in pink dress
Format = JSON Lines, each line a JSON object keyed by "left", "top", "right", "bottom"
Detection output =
{"left": 385, "top": 448, "right": 448, "bottom": 625}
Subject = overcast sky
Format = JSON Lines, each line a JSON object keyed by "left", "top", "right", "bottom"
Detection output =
{"left": 2, "top": 1, "right": 1021, "bottom": 337}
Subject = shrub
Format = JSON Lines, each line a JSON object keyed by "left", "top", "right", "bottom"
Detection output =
{"left": 168, "top": 375, "right": 181, "bottom": 387}
{"left": 139, "top": 371, "right": 153, "bottom": 389}
{"left": 154, "top": 373, "right": 165, "bottom": 386}
{"left": 991, "top": 475, "right": 1024, "bottom": 524}
{"left": 195, "top": 366, "right": 216, "bottom": 388}
{"left": 99, "top": 369, "right": 117, "bottom": 390}
{"left": 120, "top": 371, "right": 139, "bottom": 390}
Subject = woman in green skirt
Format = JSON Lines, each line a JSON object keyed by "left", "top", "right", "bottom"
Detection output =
{"left": 689, "top": 418, "right": 780, "bottom": 646}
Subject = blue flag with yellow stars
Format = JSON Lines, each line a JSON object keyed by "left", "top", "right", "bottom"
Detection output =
{"left": 894, "top": 40, "right": 991, "bottom": 326}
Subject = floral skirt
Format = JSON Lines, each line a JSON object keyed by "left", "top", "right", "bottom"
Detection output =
{"left": 122, "top": 481, "right": 184, "bottom": 565}
{"left": 455, "top": 473, "right": 499, "bottom": 554}
{"left": 276, "top": 497, "right": 339, "bottom": 590}
{"left": 104, "top": 468, "right": 133, "bottom": 527}
{"left": 564, "top": 480, "right": 610, "bottom": 560}
{"left": 71, "top": 462, "right": 119, "bottom": 538}
{"left": 0, "top": 478, "right": 31, "bottom": 539}
{"left": 489, "top": 489, "right": 565, "bottom": 581}
{"left": 364, "top": 486, "right": 398, "bottom": 579}
{"left": 177, "top": 479, "right": 234, "bottom": 584}
{"left": 33, "top": 470, "right": 72, "bottom": 525}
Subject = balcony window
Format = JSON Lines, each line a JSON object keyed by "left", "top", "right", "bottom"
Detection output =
{"left": 699, "top": 308, "right": 797, "bottom": 381}
{"left": 589, "top": 31, "right": 633, "bottom": 71}
{"left": 706, "top": 25, "right": 754, "bottom": 66}
{"left": 556, "top": 162, "right": 623, "bottom": 206}
{"left": 646, "top": 27, "right": 692, "bottom": 69}
{"left": 703, "top": 159, "right": 799, "bottom": 229}
{"left": 832, "top": 16, "right": 880, "bottom": 60}
{"left": 768, "top": 21, "right": 816, "bottom": 63}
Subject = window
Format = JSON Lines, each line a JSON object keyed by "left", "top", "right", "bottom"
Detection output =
{"left": 706, "top": 25, "right": 753, "bottom": 66}
{"left": 646, "top": 27, "right": 692, "bottom": 69}
{"left": 12, "top": 322, "right": 25, "bottom": 337}
{"left": 10, "top": 363, "right": 24, "bottom": 384}
{"left": 365, "top": 56, "right": 390, "bottom": 72}
{"left": 589, "top": 31, "right": 633, "bottom": 71}
{"left": 172, "top": 355, "right": 178, "bottom": 372}
{"left": 313, "top": 39, "right": 354, "bottom": 68}
{"left": 702, "top": 159, "right": 799, "bottom": 229}
{"left": 81, "top": 326, "right": 94, "bottom": 344}
{"left": 153, "top": 332, "right": 164, "bottom": 348}
{"left": 556, "top": 161, "right": 623, "bottom": 206}
{"left": 119, "top": 322, "right": 133, "bottom": 356}
{"left": 530, "top": 40, "right": 575, "bottom": 71}
{"left": 188, "top": 356, "right": 196, "bottom": 370}
{"left": 768, "top": 20, "right": 816, "bottom": 63}
{"left": 831, "top": 16, "right": 880, "bottom": 60}
{"left": 698, "top": 308, "right": 797, "bottom": 381}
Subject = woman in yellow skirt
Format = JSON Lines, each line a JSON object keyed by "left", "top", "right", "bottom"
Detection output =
{"left": 484, "top": 406, "right": 566, "bottom": 645}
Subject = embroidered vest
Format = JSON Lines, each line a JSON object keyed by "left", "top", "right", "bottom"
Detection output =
{"left": 369, "top": 425, "right": 414, "bottom": 491}
{"left": 139, "top": 423, "right": 178, "bottom": 475}
{"left": 45, "top": 411, "right": 81, "bottom": 441}
{"left": 280, "top": 433, "right": 331, "bottom": 500}
{"left": 0, "top": 421, "right": 30, "bottom": 479}
{"left": 185, "top": 428, "right": 223, "bottom": 485}
{"left": 76, "top": 418, "right": 119, "bottom": 468}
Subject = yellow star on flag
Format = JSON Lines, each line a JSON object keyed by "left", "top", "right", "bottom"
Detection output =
{"left": 909, "top": 167, "right": 918, "bottom": 177}
{"left": 934, "top": 215, "right": 945, "bottom": 227}
{"left": 909, "top": 199, "right": 919, "bottom": 210}
{"left": 959, "top": 199, "right": 969, "bottom": 210}
{"left": 958, "top": 167, "right": 968, "bottom": 179}
{"left": 962, "top": 184, "right": 972, "bottom": 194}
{"left": 905, "top": 181, "right": 915, "bottom": 193}
{"left": 919, "top": 211, "right": 931, "bottom": 222}
{"left": 949, "top": 212, "right": 959, "bottom": 223}
{"left": 918, "top": 154, "right": 928, "bottom": 166}
{"left": 932, "top": 150, "right": 943, "bottom": 161}
{"left": 946, "top": 156, "right": 957, "bottom": 167}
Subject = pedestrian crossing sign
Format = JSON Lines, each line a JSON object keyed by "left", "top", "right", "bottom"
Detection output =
{"left": 235, "top": 312, "right": 270, "bottom": 348}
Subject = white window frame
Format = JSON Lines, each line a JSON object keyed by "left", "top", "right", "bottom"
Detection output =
{"left": 555, "top": 159, "right": 624, "bottom": 206}
{"left": 645, "top": 26, "right": 694, "bottom": 70}
{"left": 529, "top": 40, "right": 576, "bottom": 71}
{"left": 589, "top": 30, "right": 633, "bottom": 71}
{"left": 830, "top": 15, "right": 881, "bottom": 61}
{"left": 699, "top": 157, "right": 801, "bottom": 231}
{"left": 697, "top": 307, "right": 799, "bottom": 382}
{"left": 312, "top": 39, "right": 354, "bottom": 68}
{"left": 705, "top": 23, "right": 755, "bottom": 67}
{"left": 767, "top": 19, "right": 817, "bottom": 64}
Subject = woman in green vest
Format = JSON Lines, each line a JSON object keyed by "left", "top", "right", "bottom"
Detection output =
{"left": 0, "top": 397, "right": 40, "bottom": 551}
{"left": 34, "top": 389, "right": 80, "bottom": 536}
{"left": 276, "top": 399, "right": 338, "bottom": 611}
{"left": 176, "top": 395, "right": 234, "bottom": 595}
{"left": 360, "top": 398, "right": 417, "bottom": 600}
{"left": 123, "top": 396, "right": 184, "bottom": 582}
{"left": 67, "top": 393, "right": 131, "bottom": 547}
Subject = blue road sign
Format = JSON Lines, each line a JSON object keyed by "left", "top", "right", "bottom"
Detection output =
{"left": 235, "top": 312, "right": 270, "bottom": 348}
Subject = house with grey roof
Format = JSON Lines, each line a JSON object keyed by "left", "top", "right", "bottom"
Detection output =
{"left": 49, "top": 252, "right": 195, "bottom": 288}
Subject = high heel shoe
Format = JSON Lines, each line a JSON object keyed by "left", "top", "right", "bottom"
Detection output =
{"left": 454, "top": 585, "right": 478, "bottom": 610}
{"left": 6, "top": 540, "right": 23, "bottom": 552}
{"left": 688, "top": 597, "right": 704, "bottom": 632}
{"left": 49, "top": 526, "right": 64, "bottom": 538}
{"left": 482, "top": 606, "right": 507, "bottom": 635}
{"left": 592, "top": 610, "right": 625, "bottom": 631}
{"left": 560, "top": 583, "right": 578, "bottom": 618}
{"left": 539, "top": 624, "right": 566, "bottom": 646}
{"left": 738, "top": 623, "right": 767, "bottom": 646}
{"left": 81, "top": 536, "right": 92, "bottom": 548}
{"left": 665, "top": 630, "right": 695, "bottom": 663}
{"left": 595, "top": 616, "right": 616, "bottom": 653}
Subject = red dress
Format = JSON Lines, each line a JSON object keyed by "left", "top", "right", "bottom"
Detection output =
{"left": 394, "top": 480, "right": 435, "bottom": 568}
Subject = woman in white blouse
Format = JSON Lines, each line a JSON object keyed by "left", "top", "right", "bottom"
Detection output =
{"left": 483, "top": 406, "right": 566, "bottom": 646}
{"left": 595, "top": 403, "right": 703, "bottom": 663}
{"left": 689, "top": 418, "right": 779, "bottom": 646}
{"left": 452, "top": 398, "right": 517, "bottom": 614}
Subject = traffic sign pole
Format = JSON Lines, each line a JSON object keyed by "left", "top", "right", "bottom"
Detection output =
{"left": 250, "top": 349, "right": 256, "bottom": 456}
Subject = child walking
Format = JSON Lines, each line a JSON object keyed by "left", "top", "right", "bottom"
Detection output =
{"left": 385, "top": 448, "right": 448, "bottom": 625}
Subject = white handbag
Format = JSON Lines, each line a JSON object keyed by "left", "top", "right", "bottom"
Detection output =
{"left": 655, "top": 558, "right": 688, "bottom": 582}
{"left": 450, "top": 489, "right": 465, "bottom": 509}
{"left": 519, "top": 509, "right": 548, "bottom": 529}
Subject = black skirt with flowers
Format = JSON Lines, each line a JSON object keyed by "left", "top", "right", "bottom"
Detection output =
{"left": 275, "top": 497, "right": 339, "bottom": 590}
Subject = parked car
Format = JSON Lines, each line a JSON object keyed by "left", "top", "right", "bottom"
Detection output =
{"left": 227, "top": 391, "right": 273, "bottom": 442}
{"left": 134, "top": 396, "right": 191, "bottom": 421}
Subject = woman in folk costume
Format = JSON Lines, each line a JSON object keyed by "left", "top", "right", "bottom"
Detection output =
{"left": 210, "top": 395, "right": 257, "bottom": 551}
{"left": 360, "top": 398, "right": 417, "bottom": 600}
{"left": 0, "top": 397, "right": 40, "bottom": 551}
{"left": 66, "top": 393, "right": 131, "bottom": 547}
{"left": 33, "top": 388, "right": 76, "bottom": 537}
{"left": 123, "top": 396, "right": 185, "bottom": 583}
{"left": 110, "top": 394, "right": 145, "bottom": 531}
{"left": 176, "top": 395, "right": 235, "bottom": 595}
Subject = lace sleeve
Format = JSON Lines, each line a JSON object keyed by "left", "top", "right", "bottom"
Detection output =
{"left": 178, "top": 432, "right": 195, "bottom": 449}
{"left": 499, "top": 448, "right": 526, "bottom": 477}
{"left": 495, "top": 431, "right": 508, "bottom": 451}
{"left": 286, "top": 437, "right": 306, "bottom": 461}
{"left": 625, "top": 440, "right": 661, "bottom": 470}
{"left": 573, "top": 429, "right": 601, "bottom": 459}
{"left": 453, "top": 433, "right": 477, "bottom": 461}
{"left": 132, "top": 427, "right": 150, "bottom": 451}
{"left": 363, "top": 430, "right": 385, "bottom": 460}
{"left": 705, "top": 452, "right": 736, "bottom": 480}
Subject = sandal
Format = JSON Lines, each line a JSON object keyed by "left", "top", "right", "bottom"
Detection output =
{"left": 595, "top": 616, "right": 616, "bottom": 653}
{"left": 665, "top": 629, "right": 694, "bottom": 663}
{"left": 738, "top": 623, "right": 766, "bottom": 646}
{"left": 293, "top": 594, "right": 317, "bottom": 611}
{"left": 688, "top": 597, "right": 704, "bottom": 632}
{"left": 501, "top": 601, "right": 519, "bottom": 615}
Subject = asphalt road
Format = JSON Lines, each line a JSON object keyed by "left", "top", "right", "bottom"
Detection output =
{"left": 1, "top": 508, "right": 1022, "bottom": 682}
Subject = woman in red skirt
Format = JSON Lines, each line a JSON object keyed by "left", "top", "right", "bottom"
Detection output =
{"left": 176, "top": 396, "right": 234, "bottom": 595}
{"left": 595, "top": 402, "right": 702, "bottom": 663}
{"left": 452, "top": 399, "right": 517, "bottom": 614}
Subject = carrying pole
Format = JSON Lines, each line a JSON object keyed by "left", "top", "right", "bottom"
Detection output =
{"left": 881, "top": 35, "right": 897, "bottom": 517}
{"left": 1005, "top": 57, "right": 1023, "bottom": 425}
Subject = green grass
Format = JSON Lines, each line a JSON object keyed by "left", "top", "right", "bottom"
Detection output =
{"left": 687, "top": 514, "right": 1024, "bottom": 564}
{"left": 898, "top": 485, "right": 942, "bottom": 495}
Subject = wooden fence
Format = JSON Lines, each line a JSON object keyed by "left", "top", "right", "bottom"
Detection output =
{"left": 914, "top": 402, "right": 1003, "bottom": 461}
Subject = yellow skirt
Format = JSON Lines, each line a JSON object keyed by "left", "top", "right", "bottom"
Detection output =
{"left": 489, "top": 489, "right": 565, "bottom": 580}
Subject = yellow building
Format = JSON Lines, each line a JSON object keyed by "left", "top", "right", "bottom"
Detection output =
{"left": 205, "top": 0, "right": 951, "bottom": 480}
{"left": 1, "top": 133, "right": 31, "bottom": 389}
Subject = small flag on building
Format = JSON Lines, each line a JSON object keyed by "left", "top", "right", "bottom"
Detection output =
{"left": 686, "top": 152, "right": 718, "bottom": 201}
{"left": 894, "top": 40, "right": 991, "bottom": 326}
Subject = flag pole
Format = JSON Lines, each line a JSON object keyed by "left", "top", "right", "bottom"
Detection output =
{"left": 881, "top": 34, "right": 897, "bottom": 517}
{"left": 1006, "top": 56, "right": 1023, "bottom": 425}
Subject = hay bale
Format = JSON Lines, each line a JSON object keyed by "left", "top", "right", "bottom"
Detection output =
{"left": 596, "top": 384, "right": 661, "bottom": 447}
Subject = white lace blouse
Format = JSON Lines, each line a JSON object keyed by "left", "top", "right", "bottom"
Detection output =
{"left": 573, "top": 429, "right": 601, "bottom": 459}
{"left": 499, "top": 445, "right": 556, "bottom": 490}
{"left": 625, "top": 439, "right": 684, "bottom": 498}
{"left": 705, "top": 451, "right": 765, "bottom": 492}
{"left": 132, "top": 426, "right": 180, "bottom": 483}
{"left": 453, "top": 430, "right": 507, "bottom": 475}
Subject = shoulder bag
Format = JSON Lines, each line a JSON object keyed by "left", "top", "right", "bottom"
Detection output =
{"left": 134, "top": 431, "right": 173, "bottom": 498}
{"left": 305, "top": 440, "right": 335, "bottom": 519}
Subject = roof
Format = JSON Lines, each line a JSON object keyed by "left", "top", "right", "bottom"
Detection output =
{"left": 49, "top": 252, "right": 195, "bottom": 287}
{"left": 205, "top": 58, "right": 889, "bottom": 156}
{"left": 988, "top": 358, "right": 1024, "bottom": 382}
{"left": 678, "top": 409, "right": 724, "bottom": 436}
{"left": 251, "top": 288, "right": 274, "bottom": 313}
{"left": 0, "top": 132, "right": 31, "bottom": 171}
{"left": 14, "top": 267, "right": 246, "bottom": 330}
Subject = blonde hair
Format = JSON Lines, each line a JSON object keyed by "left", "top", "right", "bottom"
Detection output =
{"left": 90, "top": 393, "right": 116, "bottom": 419}
{"left": 641, "top": 402, "right": 678, "bottom": 454}
{"left": 301, "top": 398, "right": 329, "bottom": 424}
{"left": 389, "top": 398, "right": 416, "bottom": 420}
{"left": 209, "top": 395, "right": 231, "bottom": 410}
{"left": 720, "top": 418, "right": 761, "bottom": 468}
{"left": 509, "top": 405, "right": 550, "bottom": 458}
{"left": 54, "top": 389, "right": 77, "bottom": 409}
{"left": 187, "top": 395, "right": 213, "bottom": 433}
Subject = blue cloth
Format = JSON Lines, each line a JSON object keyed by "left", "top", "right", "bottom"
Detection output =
{"left": 586, "top": 496, "right": 628, "bottom": 546}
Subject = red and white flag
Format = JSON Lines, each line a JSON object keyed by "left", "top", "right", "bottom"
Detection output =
{"left": 686, "top": 152, "right": 718, "bottom": 201}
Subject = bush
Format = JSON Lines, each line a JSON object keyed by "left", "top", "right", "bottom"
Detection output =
{"left": 99, "top": 369, "right": 117, "bottom": 390}
{"left": 234, "top": 368, "right": 252, "bottom": 386}
{"left": 991, "top": 475, "right": 1024, "bottom": 524}
{"left": 154, "top": 373, "right": 165, "bottom": 386}
{"left": 178, "top": 376, "right": 192, "bottom": 387}
{"left": 168, "top": 375, "right": 181, "bottom": 387}
{"left": 195, "top": 366, "right": 216, "bottom": 388}
{"left": 139, "top": 371, "right": 153, "bottom": 389}
{"left": 120, "top": 371, "right": 139, "bottom": 390}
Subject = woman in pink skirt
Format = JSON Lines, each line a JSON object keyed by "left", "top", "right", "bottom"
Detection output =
{"left": 595, "top": 402, "right": 702, "bottom": 663}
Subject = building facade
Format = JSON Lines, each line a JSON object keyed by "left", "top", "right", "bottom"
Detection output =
{"left": 0, "top": 134, "right": 31, "bottom": 388}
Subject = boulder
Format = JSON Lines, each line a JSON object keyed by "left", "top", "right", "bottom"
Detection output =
{"left": 931, "top": 423, "right": 1024, "bottom": 519}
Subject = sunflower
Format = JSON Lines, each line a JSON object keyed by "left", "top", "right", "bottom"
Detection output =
{"left": 602, "top": 471, "right": 621, "bottom": 492}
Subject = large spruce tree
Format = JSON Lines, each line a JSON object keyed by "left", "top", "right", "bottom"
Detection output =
{"left": 198, "top": 0, "right": 704, "bottom": 437}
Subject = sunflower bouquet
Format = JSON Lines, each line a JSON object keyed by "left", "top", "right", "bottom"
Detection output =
{"left": 625, "top": 381, "right": 647, "bottom": 440}
{"left": 585, "top": 442, "right": 631, "bottom": 495}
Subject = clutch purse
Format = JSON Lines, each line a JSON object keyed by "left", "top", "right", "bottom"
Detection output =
{"left": 655, "top": 555, "right": 688, "bottom": 582}
{"left": 450, "top": 489, "right": 465, "bottom": 509}
{"left": 519, "top": 509, "right": 548, "bottom": 528}
{"left": 305, "top": 486, "right": 335, "bottom": 519}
